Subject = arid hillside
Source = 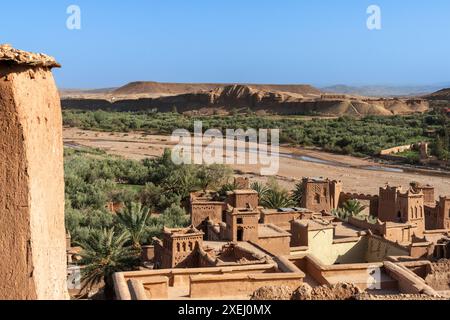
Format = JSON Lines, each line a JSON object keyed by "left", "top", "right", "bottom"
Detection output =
{"left": 61, "top": 82, "right": 431, "bottom": 116}
{"left": 111, "top": 81, "right": 322, "bottom": 96}
{"left": 424, "top": 88, "right": 450, "bottom": 100}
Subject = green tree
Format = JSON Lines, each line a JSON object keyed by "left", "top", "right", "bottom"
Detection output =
{"left": 434, "top": 136, "right": 446, "bottom": 160}
{"left": 342, "top": 200, "right": 366, "bottom": 217}
{"left": 162, "top": 166, "right": 199, "bottom": 199}
{"left": 219, "top": 180, "right": 240, "bottom": 197}
{"left": 116, "top": 202, "right": 150, "bottom": 248}
{"left": 250, "top": 182, "right": 269, "bottom": 204}
{"left": 291, "top": 182, "right": 305, "bottom": 204}
{"left": 139, "top": 182, "right": 182, "bottom": 212}
{"left": 196, "top": 164, "right": 232, "bottom": 192}
{"left": 79, "top": 228, "right": 139, "bottom": 299}
{"left": 159, "top": 204, "right": 190, "bottom": 228}
{"left": 261, "top": 189, "right": 295, "bottom": 209}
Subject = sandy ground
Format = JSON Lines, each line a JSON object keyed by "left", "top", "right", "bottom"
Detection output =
{"left": 63, "top": 128, "right": 450, "bottom": 198}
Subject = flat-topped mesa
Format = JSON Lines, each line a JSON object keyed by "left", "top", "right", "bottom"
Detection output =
{"left": 0, "top": 44, "right": 60, "bottom": 68}
{"left": 0, "top": 45, "right": 67, "bottom": 299}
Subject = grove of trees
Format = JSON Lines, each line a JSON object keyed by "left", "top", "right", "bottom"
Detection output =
{"left": 63, "top": 110, "right": 449, "bottom": 162}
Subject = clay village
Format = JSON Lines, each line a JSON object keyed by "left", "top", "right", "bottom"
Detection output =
{"left": 109, "top": 177, "right": 450, "bottom": 300}
{"left": 2, "top": 44, "right": 450, "bottom": 302}
{"left": 4, "top": 2, "right": 450, "bottom": 306}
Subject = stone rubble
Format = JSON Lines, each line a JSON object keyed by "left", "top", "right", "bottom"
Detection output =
{"left": 0, "top": 44, "right": 60, "bottom": 68}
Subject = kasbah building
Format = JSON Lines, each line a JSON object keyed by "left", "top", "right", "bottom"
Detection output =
{"left": 1, "top": 45, "right": 450, "bottom": 301}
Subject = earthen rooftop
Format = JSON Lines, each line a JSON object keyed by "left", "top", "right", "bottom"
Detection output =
{"left": 258, "top": 224, "right": 291, "bottom": 238}
{"left": 296, "top": 219, "right": 334, "bottom": 231}
{"left": 0, "top": 44, "right": 60, "bottom": 68}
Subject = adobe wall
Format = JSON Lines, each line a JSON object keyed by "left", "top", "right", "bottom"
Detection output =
{"left": 397, "top": 192, "right": 425, "bottom": 235}
{"left": 425, "top": 205, "right": 440, "bottom": 230}
{"left": 379, "top": 144, "right": 413, "bottom": 156}
{"left": 217, "top": 243, "right": 266, "bottom": 264}
{"left": 300, "top": 178, "right": 342, "bottom": 212}
{"left": 290, "top": 221, "right": 310, "bottom": 247}
{"left": 129, "top": 277, "right": 168, "bottom": 300}
{"left": 332, "top": 238, "right": 369, "bottom": 264}
{"left": 257, "top": 235, "right": 291, "bottom": 256}
{"left": 141, "top": 245, "right": 155, "bottom": 263}
{"left": 0, "top": 48, "right": 67, "bottom": 300}
{"left": 261, "top": 211, "right": 303, "bottom": 229}
{"left": 305, "top": 226, "right": 367, "bottom": 265}
{"left": 437, "top": 197, "right": 450, "bottom": 230}
{"left": 384, "top": 225, "right": 413, "bottom": 243}
{"left": 366, "top": 236, "right": 409, "bottom": 262}
{"left": 383, "top": 261, "right": 439, "bottom": 296}
{"left": 340, "top": 192, "right": 379, "bottom": 217}
{"left": 302, "top": 180, "right": 331, "bottom": 212}
{"left": 289, "top": 255, "right": 391, "bottom": 290}
{"left": 227, "top": 191, "right": 259, "bottom": 209}
{"left": 418, "top": 186, "right": 435, "bottom": 204}
{"left": 225, "top": 210, "right": 259, "bottom": 242}
{"left": 378, "top": 186, "right": 400, "bottom": 222}
{"left": 348, "top": 216, "right": 384, "bottom": 234}
{"left": 114, "top": 264, "right": 277, "bottom": 300}
{"left": 189, "top": 273, "right": 304, "bottom": 299}
{"left": 397, "top": 260, "right": 431, "bottom": 279}
{"left": 190, "top": 202, "right": 225, "bottom": 230}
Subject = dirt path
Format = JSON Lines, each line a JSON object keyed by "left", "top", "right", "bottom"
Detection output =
{"left": 63, "top": 128, "right": 450, "bottom": 197}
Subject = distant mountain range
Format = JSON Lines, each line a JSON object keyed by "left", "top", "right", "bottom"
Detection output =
{"left": 322, "top": 84, "right": 450, "bottom": 97}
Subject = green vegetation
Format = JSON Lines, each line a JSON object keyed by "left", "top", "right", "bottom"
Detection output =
{"left": 251, "top": 179, "right": 295, "bottom": 209}
{"left": 432, "top": 122, "right": 450, "bottom": 161}
{"left": 396, "top": 150, "right": 420, "bottom": 164}
{"left": 78, "top": 228, "right": 139, "bottom": 298}
{"left": 63, "top": 109, "right": 450, "bottom": 297}
{"left": 291, "top": 181, "right": 305, "bottom": 204}
{"left": 342, "top": 199, "right": 367, "bottom": 217}
{"left": 116, "top": 203, "right": 150, "bottom": 249}
{"left": 250, "top": 182, "right": 269, "bottom": 201}
{"left": 331, "top": 200, "right": 367, "bottom": 221}
{"left": 66, "top": 147, "right": 232, "bottom": 296}
{"left": 63, "top": 110, "right": 449, "bottom": 162}
{"left": 65, "top": 147, "right": 232, "bottom": 246}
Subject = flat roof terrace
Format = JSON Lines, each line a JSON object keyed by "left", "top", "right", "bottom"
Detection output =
{"left": 258, "top": 224, "right": 291, "bottom": 238}
{"left": 114, "top": 263, "right": 304, "bottom": 300}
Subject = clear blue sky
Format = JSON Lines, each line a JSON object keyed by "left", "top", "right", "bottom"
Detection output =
{"left": 1, "top": 0, "right": 449, "bottom": 88}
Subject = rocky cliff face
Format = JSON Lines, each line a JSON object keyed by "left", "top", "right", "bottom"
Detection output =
{"left": 62, "top": 83, "right": 430, "bottom": 116}
{"left": 110, "top": 81, "right": 322, "bottom": 97}
{"left": 0, "top": 44, "right": 67, "bottom": 300}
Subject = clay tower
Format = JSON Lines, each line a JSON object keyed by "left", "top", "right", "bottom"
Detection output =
{"left": 0, "top": 45, "right": 68, "bottom": 299}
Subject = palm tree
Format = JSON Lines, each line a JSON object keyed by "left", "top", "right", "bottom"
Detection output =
{"left": 79, "top": 228, "right": 139, "bottom": 299}
{"left": 116, "top": 202, "right": 150, "bottom": 249}
{"left": 261, "top": 189, "right": 295, "bottom": 209}
{"left": 291, "top": 182, "right": 305, "bottom": 205}
{"left": 331, "top": 208, "right": 351, "bottom": 221}
{"left": 163, "top": 165, "right": 199, "bottom": 199}
{"left": 219, "top": 181, "right": 240, "bottom": 197}
{"left": 342, "top": 200, "right": 366, "bottom": 217}
{"left": 250, "top": 182, "right": 269, "bottom": 204}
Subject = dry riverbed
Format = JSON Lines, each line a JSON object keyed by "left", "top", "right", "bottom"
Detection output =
{"left": 63, "top": 128, "right": 450, "bottom": 198}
